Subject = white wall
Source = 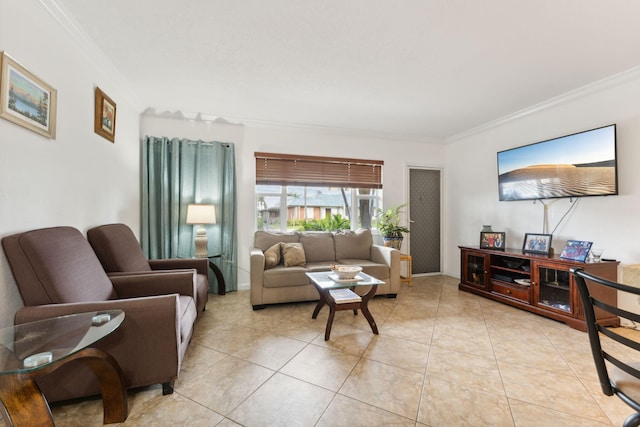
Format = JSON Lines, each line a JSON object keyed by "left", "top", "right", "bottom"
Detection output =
{"left": 0, "top": 0, "right": 141, "bottom": 328}
{"left": 11, "top": 0, "right": 638, "bottom": 329}
{"left": 444, "top": 70, "right": 640, "bottom": 279}
{"left": 141, "top": 113, "right": 445, "bottom": 289}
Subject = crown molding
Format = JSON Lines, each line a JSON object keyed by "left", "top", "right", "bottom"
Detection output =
{"left": 37, "top": 0, "right": 144, "bottom": 111}
{"left": 45, "top": 0, "right": 637, "bottom": 144}
{"left": 142, "top": 108, "right": 444, "bottom": 144}
{"left": 447, "top": 65, "right": 640, "bottom": 143}
{"left": 236, "top": 116, "right": 444, "bottom": 144}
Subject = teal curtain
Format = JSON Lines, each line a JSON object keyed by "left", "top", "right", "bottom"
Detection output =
{"left": 141, "top": 136, "right": 237, "bottom": 292}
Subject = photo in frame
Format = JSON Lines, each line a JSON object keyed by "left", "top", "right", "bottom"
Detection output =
{"left": 480, "top": 231, "right": 505, "bottom": 250}
{"left": 94, "top": 87, "right": 116, "bottom": 142}
{"left": 522, "top": 233, "right": 553, "bottom": 255}
{"left": 0, "top": 51, "right": 57, "bottom": 139}
{"left": 560, "top": 240, "right": 593, "bottom": 262}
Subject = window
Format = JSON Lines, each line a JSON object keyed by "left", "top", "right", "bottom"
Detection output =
{"left": 255, "top": 153, "right": 383, "bottom": 232}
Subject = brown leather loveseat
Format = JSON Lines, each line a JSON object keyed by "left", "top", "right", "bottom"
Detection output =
{"left": 1, "top": 226, "right": 198, "bottom": 402}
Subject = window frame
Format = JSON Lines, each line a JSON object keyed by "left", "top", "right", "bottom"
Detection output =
{"left": 255, "top": 152, "right": 384, "bottom": 232}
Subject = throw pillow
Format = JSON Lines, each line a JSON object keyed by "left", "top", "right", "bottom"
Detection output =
{"left": 264, "top": 242, "right": 282, "bottom": 269}
{"left": 282, "top": 242, "right": 306, "bottom": 267}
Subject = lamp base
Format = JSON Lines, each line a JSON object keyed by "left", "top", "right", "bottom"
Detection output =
{"left": 194, "top": 226, "right": 208, "bottom": 258}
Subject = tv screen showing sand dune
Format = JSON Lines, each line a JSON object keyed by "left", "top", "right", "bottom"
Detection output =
{"left": 498, "top": 162, "right": 616, "bottom": 201}
{"left": 497, "top": 125, "right": 618, "bottom": 201}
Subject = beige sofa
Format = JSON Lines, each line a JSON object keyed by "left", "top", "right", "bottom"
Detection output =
{"left": 250, "top": 229, "right": 400, "bottom": 309}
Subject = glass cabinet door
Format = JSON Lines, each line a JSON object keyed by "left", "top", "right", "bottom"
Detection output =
{"left": 464, "top": 252, "right": 488, "bottom": 289}
{"left": 534, "top": 265, "right": 573, "bottom": 315}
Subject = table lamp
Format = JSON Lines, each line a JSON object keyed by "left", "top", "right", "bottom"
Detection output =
{"left": 186, "top": 204, "right": 216, "bottom": 257}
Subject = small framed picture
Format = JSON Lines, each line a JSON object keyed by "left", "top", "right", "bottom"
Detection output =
{"left": 94, "top": 87, "right": 116, "bottom": 142}
{"left": 522, "top": 233, "right": 553, "bottom": 255}
{"left": 560, "top": 240, "right": 593, "bottom": 262}
{"left": 0, "top": 51, "right": 57, "bottom": 139}
{"left": 480, "top": 231, "right": 505, "bottom": 250}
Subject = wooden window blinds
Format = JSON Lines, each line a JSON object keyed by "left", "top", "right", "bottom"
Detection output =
{"left": 255, "top": 152, "right": 383, "bottom": 189}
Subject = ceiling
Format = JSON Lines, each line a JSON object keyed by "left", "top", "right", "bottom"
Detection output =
{"left": 57, "top": 0, "right": 640, "bottom": 140}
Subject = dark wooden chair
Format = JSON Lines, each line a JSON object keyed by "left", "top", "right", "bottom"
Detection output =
{"left": 571, "top": 267, "right": 640, "bottom": 427}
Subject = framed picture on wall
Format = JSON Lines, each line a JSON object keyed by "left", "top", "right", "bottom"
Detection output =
{"left": 94, "top": 87, "right": 116, "bottom": 142}
{"left": 480, "top": 231, "right": 505, "bottom": 250}
{"left": 0, "top": 51, "right": 57, "bottom": 139}
{"left": 522, "top": 233, "right": 553, "bottom": 255}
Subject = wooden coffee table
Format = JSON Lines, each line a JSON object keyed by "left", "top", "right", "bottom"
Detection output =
{"left": 0, "top": 310, "right": 128, "bottom": 426}
{"left": 306, "top": 271, "right": 384, "bottom": 340}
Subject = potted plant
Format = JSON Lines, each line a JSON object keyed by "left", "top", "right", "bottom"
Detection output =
{"left": 375, "top": 204, "right": 410, "bottom": 249}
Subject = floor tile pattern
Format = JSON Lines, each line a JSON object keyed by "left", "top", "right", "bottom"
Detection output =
{"left": 10, "top": 276, "right": 639, "bottom": 426}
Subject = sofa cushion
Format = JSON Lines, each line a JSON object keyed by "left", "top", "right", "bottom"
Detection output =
{"left": 2, "top": 227, "right": 118, "bottom": 305}
{"left": 87, "top": 224, "right": 152, "bottom": 273}
{"left": 178, "top": 295, "right": 198, "bottom": 342}
{"left": 254, "top": 231, "right": 299, "bottom": 252}
{"left": 263, "top": 265, "right": 310, "bottom": 288}
{"left": 264, "top": 243, "right": 282, "bottom": 269}
{"left": 299, "top": 232, "right": 336, "bottom": 263}
{"left": 305, "top": 262, "right": 336, "bottom": 272}
{"left": 283, "top": 242, "right": 306, "bottom": 267}
{"left": 334, "top": 229, "right": 372, "bottom": 260}
{"left": 338, "top": 259, "right": 390, "bottom": 281}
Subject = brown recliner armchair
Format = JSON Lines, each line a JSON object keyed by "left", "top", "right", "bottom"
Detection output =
{"left": 1, "top": 226, "right": 198, "bottom": 402}
{"left": 87, "top": 223, "right": 209, "bottom": 315}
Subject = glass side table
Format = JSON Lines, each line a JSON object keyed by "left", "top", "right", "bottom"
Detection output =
{"left": 180, "top": 255, "right": 226, "bottom": 295}
{"left": 0, "top": 310, "right": 127, "bottom": 426}
{"left": 207, "top": 255, "right": 226, "bottom": 295}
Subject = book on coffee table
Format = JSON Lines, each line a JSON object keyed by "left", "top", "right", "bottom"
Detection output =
{"left": 329, "top": 288, "right": 362, "bottom": 304}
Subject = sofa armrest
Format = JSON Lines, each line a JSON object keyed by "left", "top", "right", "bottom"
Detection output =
{"left": 149, "top": 258, "right": 209, "bottom": 277}
{"left": 371, "top": 244, "right": 396, "bottom": 266}
{"left": 371, "top": 245, "right": 401, "bottom": 292}
{"left": 14, "top": 295, "right": 179, "bottom": 326}
{"left": 250, "top": 247, "right": 265, "bottom": 277}
{"left": 250, "top": 247, "right": 266, "bottom": 306}
{"left": 14, "top": 295, "right": 184, "bottom": 391}
{"left": 109, "top": 270, "right": 197, "bottom": 300}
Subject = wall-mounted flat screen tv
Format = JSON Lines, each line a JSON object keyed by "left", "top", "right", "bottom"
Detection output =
{"left": 497, "top": 124, "right": 618, "bottom": 201}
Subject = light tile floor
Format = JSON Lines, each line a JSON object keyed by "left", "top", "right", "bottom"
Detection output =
{"left": 41, "top": 276, "right": 639, "bottom": 425}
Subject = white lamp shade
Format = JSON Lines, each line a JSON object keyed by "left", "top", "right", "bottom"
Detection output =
{"left": 186, "top": 204, "right": 216, "bottom": 224}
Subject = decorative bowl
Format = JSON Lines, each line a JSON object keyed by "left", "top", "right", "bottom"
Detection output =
{"left": 330, "top": 265, "right": 362, "bottom": 280}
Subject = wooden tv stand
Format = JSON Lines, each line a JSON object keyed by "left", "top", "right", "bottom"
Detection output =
{"left": 459, "top": 246, "right": 619, "bottom": 331}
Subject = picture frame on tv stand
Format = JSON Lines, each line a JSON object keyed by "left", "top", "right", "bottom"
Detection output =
{"left": 560, "top": 240, "right": 593, "bottom": 262}
{"left": 522, "top": 233, "right": 552, "bottom": 255}
{"left": 480, "top": 232, "right": 505, "bottom": 251}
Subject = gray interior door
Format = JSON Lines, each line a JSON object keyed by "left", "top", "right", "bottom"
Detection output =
{"left": 409, "top": 168, "right": 441, "bottom": 274}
